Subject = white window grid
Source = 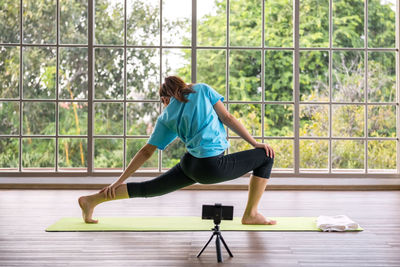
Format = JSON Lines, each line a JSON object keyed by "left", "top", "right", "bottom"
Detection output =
{"left": 0, "top": 0, "right": 399, "bottom": 178}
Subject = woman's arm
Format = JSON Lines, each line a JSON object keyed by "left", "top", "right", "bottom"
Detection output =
{"left": 100, "top": 143, "right": 157, "bottom": 199}
{"left": 214, "top": 100, "right": 257, "bottom": 146}
{"left": 117, "top": 143, "right": 157, "bottom": 183}
{"left": 213, "top": 100, "right": 274, "bottom": 158}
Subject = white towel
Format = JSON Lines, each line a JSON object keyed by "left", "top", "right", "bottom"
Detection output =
{"left": 316, "top": 215, "right": 359, "bottom": 232}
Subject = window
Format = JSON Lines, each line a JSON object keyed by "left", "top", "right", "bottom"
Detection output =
{"left": 0, "top": 0, "right": 398, "bottom": 177}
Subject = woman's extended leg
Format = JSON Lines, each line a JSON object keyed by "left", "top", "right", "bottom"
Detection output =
{"left": 241, "top": 175, "right": 276, "bottom": 225}
{"left": 78, "top": 184, "right": 129, "bottom": 223}
{"left": 78, "top": 162, "right": 196, "bottom": 223}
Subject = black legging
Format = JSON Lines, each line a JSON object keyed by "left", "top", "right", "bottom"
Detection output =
{"left": 127, "top": 147, "right": 274, "bottom": 198}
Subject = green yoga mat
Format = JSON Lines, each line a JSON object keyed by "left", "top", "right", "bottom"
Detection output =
{"left": 46, "top": 217, "right": 363, "bottom": 232}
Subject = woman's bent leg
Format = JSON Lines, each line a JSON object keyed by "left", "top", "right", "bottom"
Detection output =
{"left": 241, "top": 175, "right": 276, "bottom": 225}
{"left": 184, "top": 148, "right": 273, "bottom": 184}
{"left": 183, "top": 148, "right": 275, "bottom": 225}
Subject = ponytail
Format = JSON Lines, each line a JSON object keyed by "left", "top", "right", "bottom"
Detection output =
{"left": 159, "top": 76, "right": 196, "bottom": 103}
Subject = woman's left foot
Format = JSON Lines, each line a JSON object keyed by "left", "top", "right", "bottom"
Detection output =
{"left": 78, "top": 196, "right": 98, "bottom": 224}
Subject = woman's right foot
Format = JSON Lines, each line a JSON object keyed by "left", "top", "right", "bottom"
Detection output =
{"left": 241, "top": 212, "right": 277, "bottom": 225}
{"left": 78, "top": 196, "right": 98, "bottom": 224}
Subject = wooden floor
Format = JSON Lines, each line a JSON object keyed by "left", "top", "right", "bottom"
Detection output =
{"left": 0, "top": 189, "right": 399, "bottom": 267}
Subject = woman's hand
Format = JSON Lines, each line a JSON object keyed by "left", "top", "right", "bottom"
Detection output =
{"left": 253, "top": 142, "right": 275, "bottom": 158}
{"left": 99, "top": 180, "right": 122, "bottom": 200}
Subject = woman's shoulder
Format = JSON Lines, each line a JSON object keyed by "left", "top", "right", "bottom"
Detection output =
{"left": 192, "top": 83, "right": 213, "bottom": 93}
{"left": 193, "top": 83, "right": 210, "bottom": 88}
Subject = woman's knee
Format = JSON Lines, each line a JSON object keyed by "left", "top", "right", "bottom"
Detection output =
{"left": 252, "top": 149, "right": 274, "bottom": 178}
{"left": 267, "top": 155, "right": 274, "bottom": 166}
{"left": 254, "top": 148, "right": 274, "bottom": 165}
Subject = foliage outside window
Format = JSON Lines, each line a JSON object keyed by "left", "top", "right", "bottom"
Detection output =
{"left": 0, "top": 0, "right": 398, "bottom": 175}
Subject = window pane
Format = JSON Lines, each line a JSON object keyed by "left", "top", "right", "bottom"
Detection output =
{"left": 229, "top": 50, "right": 261, "bottom": 101}
{"left": 368, "top": 0, "right": 396, "bottom": 48}
{"left": 265, "top": 0, "right": 293, "bottom": 47}
{"left": 265, "top": 50, "right": 293, "bottom": 101}
{"left": 94, "top": 102, "right": 123, "bottom": 135}
{"left": 126, "top": 48, "right": 159, "bottom": 100}
{"left": 332, "top": 140, "right": 364, "bottom": 172}
{"left": 95, "top": 48, "right": 124, "bottom": 100}
{"left": 162, "top": 138, "right": 185, "bottom": 169}
{"left": 332, "top": 105, "right": 364, "bottom": 137}
{"left": 0, "top": 101, "right": 19, "bottom": 135}
{"left": 230, "top": 0, "right": 262, "bottom": 47}
{"left": 266, "top": 139, "right": 294, "bottom": 171}
{"left": 162, "top": 0, "right": 191, "bottom": 46}
{"left": 0, "top": 137, "right": 18, "bottom": 169}
{"left": 0, "top": 46, "right": 19, "bottom": 99}
{"left": 162, "top": 49, "right": 191, "bottom": 82}
{"left": 300, "top": 140, "right": 328, "bottom": 172}
{"left": 59, "top": 47, "right": 88, "bottom": 100}
{"left": 0, "top": 0, "right": 19, "bottom": 43}
{"left": 299, "top": 104, "right": 328, "bottom": 137}
{"left": 126, "top": 102, "right": 159, "bottom": 136}
{"left": 265, "top": 104, "right": 293, "bottom": 137}
{"left": 94, "top": 138, "right": 123, "bottom": 170}
{"left": 229, "top": 138, "right": 255, "bottom": 153}
{"left": 229, "top": 104, "right": 261, "bottom": 137}
{"left": 333, "top": 0, "right": 364, "bottom": 48}
{"left": 197, "top": 0, "right": 226, "bottom": 46}
{"left": 23, "top": 102, "right": 55, "bottom": 135}
{"left": 22, "top": 138, "right": 55, "bottom": 169}
{"left": 58, "top": 138, "right": 87, "bottom": 169}
{"left": 300, "top": 51, "right": 329, "bottom": 102}
{"left": 1, "top": 0, "right": 397, "bottom": 176}
{"left": 197, "top": 49, "right": 226, "bottom": 96}
{"left": 59, "top": 102, "right": 88, "bottom": 135}
{"left": 368, "top": 105, "right": 396, "bottom": 137}
{"left": 127, "top": 0, "right": 159, "bottom": 45}
{"left": 23, "top": 47, "right": 56, "bottom": 99}
{"left": 368, "top": 52, "right": 396, "bottom": 103}
{"left": 23, "top": 0, "right": 56, "bottom": 44}
{"left": 332, "top": 51, "right": 364, "bottom": 102}
{"left": 299, "top": 0, "right": 329, "bottom": 48}
{"left": 368, "top": 140, "right": 396, "bottom": 172}
{"left": 126, "top": 138, "right": 158, "bottom": 170}
{"left": 95, "top": 0, "right": 124, "bottom": 45}
{"left": 60, "top": 0, "right": 88, "bottom": 44}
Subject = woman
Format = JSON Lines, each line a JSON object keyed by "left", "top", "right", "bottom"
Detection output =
{"left": 79, "top": 76, "right": 276, "bottom": 225}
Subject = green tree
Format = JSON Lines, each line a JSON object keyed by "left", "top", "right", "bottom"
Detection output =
{"left": 0, "top": 0, "right": 397, "bottom": 172}
{"left": 186, "top": 0, "right": 396, "bottom": 171}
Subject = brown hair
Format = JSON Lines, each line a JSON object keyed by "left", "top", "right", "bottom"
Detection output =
{"left": 159, "top": 76, "right": 196, "bottom": 103}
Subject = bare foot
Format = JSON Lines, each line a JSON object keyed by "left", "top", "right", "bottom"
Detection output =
{"left": 241, "top": 212, "right": 277, "bottom": 225}
{"left": 78, "top": 196, "right": 98, "bottom": 224}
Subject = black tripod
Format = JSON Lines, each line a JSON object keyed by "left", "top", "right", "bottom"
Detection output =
{"left": 197, "top": 218, "right": 234, "bottom": 262}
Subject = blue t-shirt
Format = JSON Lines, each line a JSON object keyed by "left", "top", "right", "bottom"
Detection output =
{"left": 147, "top": 83, "right": 230, "bottom": 158}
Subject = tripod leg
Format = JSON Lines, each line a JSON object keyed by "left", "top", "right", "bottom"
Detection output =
{"left": 197, "top": 233, "right": 215, "bottom": 258}
{"left": 216, "top": 234, "right": 223, "bottom": 262}
{"left": 219, "top": 234, "right": 234, "bottom": 257}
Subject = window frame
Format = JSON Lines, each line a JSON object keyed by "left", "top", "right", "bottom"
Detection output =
{"left": 0, "top": 0, "right": 399, "bottom": 178}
